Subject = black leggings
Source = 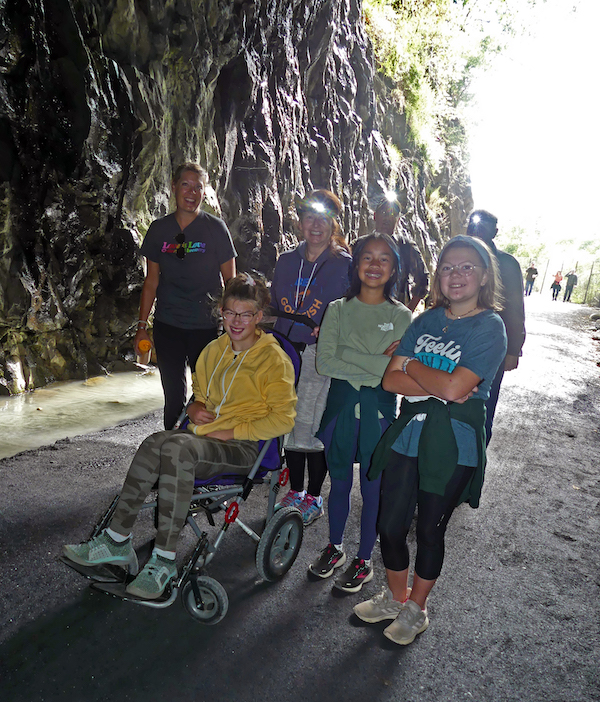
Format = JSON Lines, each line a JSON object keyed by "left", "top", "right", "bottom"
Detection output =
{"left": 285, "top": 449, "right": 328, "bottom": 496}
{"left": 378, "top": 451, "right": 475, "bottom": 581}
{"left": 153, "top": 320, "right": 218, "bottom": 429}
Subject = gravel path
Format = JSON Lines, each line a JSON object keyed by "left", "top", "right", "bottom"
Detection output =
{"left": 1, "top": 297, "right": 598, "bottom": 702}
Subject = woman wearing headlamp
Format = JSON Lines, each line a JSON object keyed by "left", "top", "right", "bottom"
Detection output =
{"left": 270, "top": 190, "right": 352, "bottom": 525}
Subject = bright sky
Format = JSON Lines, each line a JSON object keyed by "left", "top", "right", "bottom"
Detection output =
{"left": 466, "top": 0, "right": 600, "bottom": 251}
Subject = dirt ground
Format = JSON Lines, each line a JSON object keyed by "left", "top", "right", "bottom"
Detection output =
{"left": 0, "top": 295, "right": 598, "bottom": 702}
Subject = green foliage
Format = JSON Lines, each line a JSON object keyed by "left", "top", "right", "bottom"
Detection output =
{"left": 579, "top": 239, "right": 600, "bottom": 256}
{"left": 496, "top": 225, "right": 547, "bottom": 264}
{"left": 426, "top": 185, "right": 448, "bottom": 222}
{"left": 363, "top": 0, "right": 520, "bottom": 169}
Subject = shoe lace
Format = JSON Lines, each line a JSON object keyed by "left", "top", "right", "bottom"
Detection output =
{"left": 145, "top": 562, "right": 162, "bottom": 576}
{"left": 300, "top": 496, "right": 316, "bottom": 513}
{"left": 372, "top": 588, "right": 390, "bottom": 605}
{"left": 396, "top": 601, "right": 421, "bottom": 625}
{"left": 144, "top": 558, "right": 174, "bottom": 579}
{"left": 88, "top": 533, "right": 111, "bottom": 551}
{"left": 396, "top": 608, "right": 413, "bottom": 624}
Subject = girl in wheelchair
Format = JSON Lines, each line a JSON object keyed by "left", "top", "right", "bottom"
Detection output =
{"left": 63, "top": 274, "right": 297, "bottom": 600}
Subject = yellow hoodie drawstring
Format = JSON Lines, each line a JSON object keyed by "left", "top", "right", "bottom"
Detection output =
{"left": 206, "top": 346, "right": 251, "bottom": 419}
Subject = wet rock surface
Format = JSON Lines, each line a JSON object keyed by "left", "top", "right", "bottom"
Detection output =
{"left": 0, "top": 298, "right": 598, "bottom": 702}
{"left": 0, "top": 1, "right": 469, "bottom": 393}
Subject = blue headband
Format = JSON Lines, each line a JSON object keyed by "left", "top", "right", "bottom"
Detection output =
{"left": 441, "top": 234, "right": 491, "bottom": 267}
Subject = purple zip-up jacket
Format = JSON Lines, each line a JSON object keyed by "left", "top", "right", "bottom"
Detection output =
{"left": 271, "top": 242, "right": 352, "bottom": 346}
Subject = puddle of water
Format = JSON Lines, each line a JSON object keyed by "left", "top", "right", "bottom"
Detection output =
{"left": 0, "top": 369, "right": 164, "bottom": 460}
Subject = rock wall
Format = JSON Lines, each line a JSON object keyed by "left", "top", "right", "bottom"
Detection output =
{"left": 0, "top": 0, "right": 471, "bottom": 394}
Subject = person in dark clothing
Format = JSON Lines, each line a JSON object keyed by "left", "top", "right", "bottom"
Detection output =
{"left": 270, "top": 190, "right": 352, "bottom": 525}
{"left": 563, "top": 271, "right": 578, "bottom": 302}
{"left": 373, "top": 196, "right": 429, "bottom": 312}
{"left": 524, "top": 263, "right": 538, "bottom": 296}
{"left": 466, "top": 209, "right": 525, "bottom": 445}
{"left": 134, "top": 163, "right": 237, "bottom": 429}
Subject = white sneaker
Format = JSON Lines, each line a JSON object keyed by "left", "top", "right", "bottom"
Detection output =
{"left": 383, "top": 599, "right": 429, "bottom": 645}
{"left": 353, "top": 587, "right": 407, "bottom": 622}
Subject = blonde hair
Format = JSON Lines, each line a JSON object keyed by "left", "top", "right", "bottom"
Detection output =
{"left": 429, "top": 238, "right": 504, "bottom": 312}
{"left": 172, "top": 162, "right": 208, "bottom": 186}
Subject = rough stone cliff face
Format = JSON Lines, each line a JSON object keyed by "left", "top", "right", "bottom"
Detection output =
{"left": 0, "top": 0, "right": 471, "bottom": 394}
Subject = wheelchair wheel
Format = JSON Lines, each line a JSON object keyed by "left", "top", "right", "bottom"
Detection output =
{"left": 181, "top": 575, "right": 229, "bottom": 625}
{"left": 256, "top": 506, "right": 303, "bottom": 582}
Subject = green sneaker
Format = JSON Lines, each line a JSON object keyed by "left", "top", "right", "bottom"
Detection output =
{"left": 63, "top": 531, "right": 138, "bottom": 573}
{"left": 125, "top": 554, "right": 177, "bottom": 600}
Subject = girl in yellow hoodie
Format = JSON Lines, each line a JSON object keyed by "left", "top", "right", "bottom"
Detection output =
{"left": 63, "top": 274, "right": 297, "bottom": 599}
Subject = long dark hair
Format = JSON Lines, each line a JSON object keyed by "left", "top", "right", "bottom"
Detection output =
{"left": 346, "top": 233, "right": 400, "bottom": 304}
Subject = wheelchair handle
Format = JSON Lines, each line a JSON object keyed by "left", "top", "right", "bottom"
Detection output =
{"left": 267, "top": 308, "right": 318, "bottom": 330}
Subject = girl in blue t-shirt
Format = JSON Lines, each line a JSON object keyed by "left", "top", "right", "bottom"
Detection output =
{"left": 354, "top": 235, "right": 507, "bottom": 645}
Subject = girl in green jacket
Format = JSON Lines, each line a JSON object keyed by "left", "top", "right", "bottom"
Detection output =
{"left": 309, "top": 233, "right": 412, "bottom": 593}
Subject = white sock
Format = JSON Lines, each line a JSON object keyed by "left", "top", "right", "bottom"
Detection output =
{"left": 334, "top": 543, "right": 343, "bottom": 551}
{"left": 296, "top": 490, "right": 306, "bottom": 498}
{"left": 105, "top": 527, "right": 130, "bottom": 543}
{"left": 153, "top": 547, "right": 176, "bottom": 561}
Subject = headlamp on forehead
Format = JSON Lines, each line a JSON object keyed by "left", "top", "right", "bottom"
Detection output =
{"left": 375, "top": 193, "right": 400, "bottom": 217}
{"left": 296, "top": 195, "right": 338, "bottom": 219}
{"left": 470, "top": 214, "right": 481, "bottom": 225}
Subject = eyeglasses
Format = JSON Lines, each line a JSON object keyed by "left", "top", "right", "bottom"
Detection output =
{"left": 222, "top": 309, "right": 258, "bottom": 324}
{"left": 439, "top": 263, "right": 484, "bottom": 277}
{"left": 175, "top": 232, "right": 186, "bottom": 259}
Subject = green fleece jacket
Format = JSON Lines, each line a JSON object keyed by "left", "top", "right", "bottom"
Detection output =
{"left": 367, "top": 397, "right": 487, "bottom": 508}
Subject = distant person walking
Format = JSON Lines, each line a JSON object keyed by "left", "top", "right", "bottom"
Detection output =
{"left": 524, "top": 263, "right": 538, "bottom": 296}
{"left": 465, "top": 210, "right": 525, "bottom": 445}
{"left": 563, "top": 271, "right": 578, "bottom": 302}
{"left": 551, "top": 271, "right": 563, "bottom": 301}
{"left": 134, "top": 163, "right": 237, "bottom": 429}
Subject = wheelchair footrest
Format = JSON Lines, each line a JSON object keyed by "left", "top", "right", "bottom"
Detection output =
{"left": 59, "top": 555, "right": 128, "bottom": 583}
{"left": 91, "top": 580, "right": 177, "bottom": 608}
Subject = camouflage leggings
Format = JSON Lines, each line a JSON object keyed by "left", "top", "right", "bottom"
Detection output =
{"left": 110, "top": 430, "right": 259, "bottom": 552}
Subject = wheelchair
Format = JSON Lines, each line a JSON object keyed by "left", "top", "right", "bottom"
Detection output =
{"left": 61, "top": 322, "right": 308, "bottom": 625}
{"left": 61, "top": 438, "right": 303, "bottom": 625}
